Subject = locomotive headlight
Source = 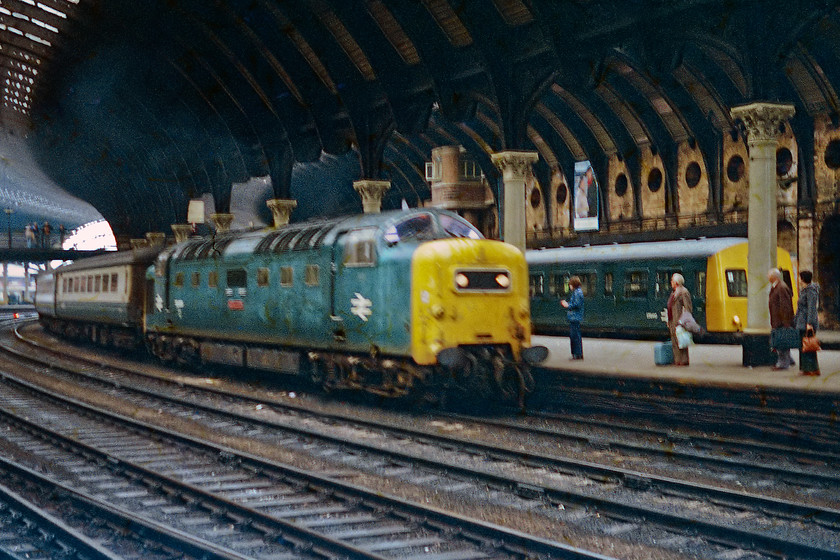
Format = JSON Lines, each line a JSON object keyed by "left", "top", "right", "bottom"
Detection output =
{"left": 495, "top": 273, "right": 511, "bottom": 288}
{"left": 455, "top": 273, "right": 470, "bottom": 288}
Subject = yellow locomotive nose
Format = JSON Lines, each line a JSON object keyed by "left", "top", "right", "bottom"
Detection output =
{"left": 410, "top": 238, "right": 531, "bottom": 365}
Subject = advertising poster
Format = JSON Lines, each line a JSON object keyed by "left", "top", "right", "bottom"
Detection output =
{"left": 573, "top": 160, "right": 599, "bottom": 231}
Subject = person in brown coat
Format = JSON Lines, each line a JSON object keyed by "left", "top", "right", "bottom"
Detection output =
{"left": 667, "top": 273, "right": 692, "bottom": 366}
{"left": 768, "top": 268, "right": 795, "bottom": 370}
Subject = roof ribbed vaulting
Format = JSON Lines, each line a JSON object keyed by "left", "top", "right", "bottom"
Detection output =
{"left": 1, "top": 0, "right": 839, "bottom": 238}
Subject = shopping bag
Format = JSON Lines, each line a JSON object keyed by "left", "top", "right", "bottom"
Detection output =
{"left": 675, "top": 325, "right": 693, "bottom": 349}
{"left": 802, "top": 327, "right": 821, "bottom": 353}
{"left": 678, "top": 309, "right": 702, "bottom": 335}
{"left": 771, "top": 327, "right": 799, "bottom": 350}
{"left": 654, "top": 341, "right": 674, "bottom": 365}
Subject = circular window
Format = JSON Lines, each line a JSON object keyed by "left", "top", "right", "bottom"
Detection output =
{"left": 529, "top": 187, "right": 542, "bottom": 208}
{"left": 614, "top": 173, "right": 628, "bottom": 197}
{"left": 685, "top": 162, "right": 701, "bottom": 188}
{"left": 726, "top": 155, "right": 745, "bottom": 182}
{"left": 776, "top": 147, "right": 793, "bottom": 176}
{"left": 555, "top": 183, "right": 568, "bottom": 205}
{"left": 647, "top": 168, "right": 663, "bottom": 192}
{"left": 825, "top": 139, "right": 840, "bottom": 169}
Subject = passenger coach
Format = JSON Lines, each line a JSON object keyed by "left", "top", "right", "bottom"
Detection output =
{"left": 527, "top": 238, "right": 797, "bottom": 341}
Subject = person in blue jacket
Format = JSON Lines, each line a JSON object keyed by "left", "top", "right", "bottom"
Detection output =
{"left": 561, "top": 275, "right": 585, "bottom": 360}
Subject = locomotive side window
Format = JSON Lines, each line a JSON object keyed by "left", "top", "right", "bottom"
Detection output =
{"left": 529, "top": 274, "right": 544, "bottom": 297}
{"left": 174, "top": 272, "right": 184, "bottom": 288}
{"left": 624, "top": 270, "right": 648, "bottom": 299}
{"left": 305, "top": 264, "right": 319, "bottom": 286}
{"left": 342, "top": 228, "right": 377, "bottom": 267}
{"left": 191, "top": 271, "right": 201, "bottom": 288}
{"left": 227, "top": 269, "right": 247, "bottom": 288}
{"left": 208, "top": 270, "right": 218, "bottom": 288}
{"left": 280, "top": 266, "right": 293, "bottom": 287}
{"left": 725, "top": 269, "right": 747, "bottom": 297}
{"left": 257, "top": 267, "right": 269, "bottom": 287}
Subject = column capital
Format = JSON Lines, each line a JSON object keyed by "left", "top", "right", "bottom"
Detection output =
{"left": 353, "top": 180, "right": 391, "bottom": 213}
{"left": 145, "top": 232, "right": 166, "bottom": 247}
{"left": 730, "top": 102, "right": 795, "bottom": 143}
{"left": 209, "top": 212, "right": 234, "bottom": 233}
{"left": 491, "top": 150, "right": 539, "bottom": 178}
{"left": 171, "top": 224, "right": 193, "bottom": 243}
{"left": 266, "top": 198, "right": 297, "bottom": 228}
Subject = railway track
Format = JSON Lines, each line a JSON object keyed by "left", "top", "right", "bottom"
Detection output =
{"left": 4, "top": 323, "right": 840, "bottom": 559}
{"left": 0, "top": 329, "right": 605, "bottom": 560}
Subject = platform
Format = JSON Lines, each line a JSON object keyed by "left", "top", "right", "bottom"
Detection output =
{"left": 536, "top": 332, "right": 840, "bottom": 394}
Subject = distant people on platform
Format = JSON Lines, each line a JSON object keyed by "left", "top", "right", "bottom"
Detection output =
{"left": 768, "top": 268, "right": 795, "bottom": 370}
{"left": 59, "top": 224, "right": 66, "bottom": 245}
{"left": 24, "top": 223, "right": 34, "bottom": 248}
{"left": 574, "top": 166, "right": 598, "bottom": 219}
{"left": 795, "top": 270, "right": 820, "bottom": 376}
{"left": 561, "top": 275, "right": 585, "bottom": 360}
{"left": 42, "top": 221, "right": 51, "bottom": 247}
{"left": 667, "top": 273, "right": 692, "bottom": 366}
{"left": 31, "top": 222, "right": 38, "bottom": 247}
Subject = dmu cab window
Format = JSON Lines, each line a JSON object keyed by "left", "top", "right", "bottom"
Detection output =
{"left": 342, "top": 228, "right": 377, "bottom": 267}
{"left": 725, "top": 269, "right": 748, "bottom": 297}
{"left": 624, "top": 270, "right": 648, "bottom": 299}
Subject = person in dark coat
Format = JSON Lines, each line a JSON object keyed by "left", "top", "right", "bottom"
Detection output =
{"left": 794, "top": 270, "right": 820, "bottom": 376}
{"left": 561, "top": 275, "right": 585, "bottom": 360}
{"left": 667, "top": 273, "right": 692, "bottom": 366}
{"left": 768, "top": 268, "right": 795, "bottom": 370}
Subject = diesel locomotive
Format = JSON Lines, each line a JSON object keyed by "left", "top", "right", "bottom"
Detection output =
{"left": 527, "top": 237, "right": 797, "bottom": 342}
{"left": 36, "top": 208, "right": 547, "bottom": 402}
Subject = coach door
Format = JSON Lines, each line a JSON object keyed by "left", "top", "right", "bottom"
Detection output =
{"left": 330, "top": 227, "right": 378, "bottom": 348}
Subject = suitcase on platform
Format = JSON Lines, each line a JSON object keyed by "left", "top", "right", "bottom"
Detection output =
{"left": 654, "top": 341, "right": 673, "bottom": 365}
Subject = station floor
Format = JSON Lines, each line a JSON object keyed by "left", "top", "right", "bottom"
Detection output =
{"left": 536, "top": 332, "right": 840, "bottom": 394}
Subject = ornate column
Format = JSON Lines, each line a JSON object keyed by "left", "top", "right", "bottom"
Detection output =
{"left": 266, "top": 198, "right": 297, "bottom": 227}
{"left": 171, "top": 224, "right": 193, "bottom": 243}
{"left": 209, "top": 213, "right": 234, "bottom": 233}
{"left": 491, "top": 150, "right": 539, "bottom": 253}
{"left": 145, "top": 232, "right": 166, "bottom": 248}
{"left": 730, "top": 102, "right": 795, "bottom": 365}
{"left": 353, "top": 180, "right": 390, "bottom": 214}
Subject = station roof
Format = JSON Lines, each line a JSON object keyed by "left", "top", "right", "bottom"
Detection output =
{"left": 1, "top": 1, "right": 838, "bottom": 239}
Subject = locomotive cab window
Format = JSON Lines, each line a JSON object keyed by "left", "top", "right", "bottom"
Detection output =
{"left": 725, "top": 269, "right": 747, "bottom": 297}
{"left": 624, "top": 270, "right": 648, "bottom": 299}
{"left": 226, "top": 269, "right": 247, "bottom": 288}
{"left": 305, "top": 264, "right": 319, "bottom": 286}
{"left": 342, "top": 228, "right": 377, "bottom": 267}
{"left": 257, "top": 267, "right": 269, "bottom": 287}
{"left": 383, "top": 213, "right": 436, "bottom": 244}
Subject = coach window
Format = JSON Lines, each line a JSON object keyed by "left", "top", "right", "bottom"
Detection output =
{"left": 529, "top": 274, "right": 544, "bottom": 297}
{"left": 654, "top": 270, "right": 681, "bottom": 299}
{"left": 549, "top": 273, "right": 568, "bottom": 296}
{"left": 695, "top": 271, "right": 706, "bottom": 300}
{"left": 174, "top": 272, "right": 184, "bottom": 288}
{"left": 102, "top": 274, "right": 109, "bottom": 292}
{"left": 62, "top": 278, "right": 67, "bottom": 293}
{"left": 725, "top": 269, "right": 747, "bottom": 297}
{"left": 342, "top": 228, "right": 377, "bottom": 267}
{"left": 624, "top": 270, "right": 648, "bottom": 299}
{"left": 604, "top": 272, "right": 614, "bottom": 297}
{"left": 280, "top": 266, "right": 293, "bottom": 287}
{"left": 208, "top": 270, "right": 218, "bottom": 288}
{"left": 191, "top": 271, "right": 201, "bottom": 288}
{"left": 257, "top": 267, "right": 269, "bottom": 287}
{"left": 575, "top": 273, "right": 596, "bottom": 296}
{"left": 111, "top": 273, "right": 118, "bottom": 292}
{"left": 305, "top": 264, "right": 319, "bottom": 286}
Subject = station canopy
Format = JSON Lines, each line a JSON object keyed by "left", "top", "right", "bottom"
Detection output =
{"left": 1, "top": 1, "right": 838, "bottom": 239}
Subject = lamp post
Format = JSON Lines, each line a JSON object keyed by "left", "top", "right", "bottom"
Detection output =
{"left": 3, "top": 208, "right": 13, "bottom": 248}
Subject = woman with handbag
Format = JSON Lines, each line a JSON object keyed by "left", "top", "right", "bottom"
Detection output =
{"left": 667, "top": 273, "right": 692, "bottom": 366}
{"left": 795, "top": 270, "right": 820, "bottom": 376}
